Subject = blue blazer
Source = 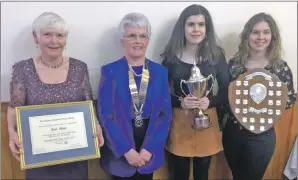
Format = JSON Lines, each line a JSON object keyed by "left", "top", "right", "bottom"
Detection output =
{"left": 97, "top": 56, "right": 172, "bottom": 177}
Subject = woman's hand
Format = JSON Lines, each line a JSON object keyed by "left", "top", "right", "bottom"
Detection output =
{"left": 124, "top": 149, "right": 145, "bottom": 167}
{"left": 94, "top": 123, "right": 104, "bottom": 147}
{"left": 181, "top": 94, "right": 200, "bottom": 109}
{"left": 8, "top": 129, "right": 22, "bottom": 161}
{"left": 181, "top": 95, "right": 210, "bottom": 110}
{"left": 197, "top": 97, "right": 210, "bottom": 110}
{"left": 139, "top": 149, "right": 152, "bottom": 163}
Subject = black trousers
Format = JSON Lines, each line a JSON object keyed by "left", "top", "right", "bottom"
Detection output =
{"left": 222, "top": 122, "right": 276, "bottom": 180}
{"left": 167, "top": 150, "right": 211, "bottom": 180}
{"left": 112, "top": 172, "right": 153, "bottom": 180}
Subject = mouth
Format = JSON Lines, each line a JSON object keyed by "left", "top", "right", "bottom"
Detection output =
{"left": 191, "top": 35, "right": 201, "bottom": 38}
{"left": 254, "top": 42, "right": 266, "bottom": 46}
{"left": 48, "top": 47, "right": 61, "bottom": 50}
{"left": 132, "top": 46, "right": 143, "bottom": 50}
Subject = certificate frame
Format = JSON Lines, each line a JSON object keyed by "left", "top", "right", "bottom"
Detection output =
{"left": 15, "top": 100, "right": 100, "bottom": 170}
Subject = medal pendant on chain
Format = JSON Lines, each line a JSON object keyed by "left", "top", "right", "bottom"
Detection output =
{"left": 134, "top": 111, "right": 143, "bottom": 128}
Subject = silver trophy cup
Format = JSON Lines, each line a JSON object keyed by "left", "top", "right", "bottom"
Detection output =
{"left": 180, "top": 61, "right": 215, "bottom": 130}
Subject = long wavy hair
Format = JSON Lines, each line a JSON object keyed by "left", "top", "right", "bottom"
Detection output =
{"left": 232, "top": 12, "right": 283, "bottom": 71}
{"left": 161, "top": 4, "right": 224, "bottom": 66}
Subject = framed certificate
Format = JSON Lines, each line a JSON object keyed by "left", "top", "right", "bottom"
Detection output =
{"left": 15, "top": 100, "right": 100, "bottom": 170}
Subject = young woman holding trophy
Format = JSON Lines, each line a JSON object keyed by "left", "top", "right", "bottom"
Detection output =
{"left": 161, "top": 4, "right": 230, "bottom": 180}
{"left": 222, "top": 13, "right": 295, "bottom": 180}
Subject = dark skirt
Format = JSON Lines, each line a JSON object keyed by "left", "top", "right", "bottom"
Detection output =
{"left": 26, "top": 160, "right": 88, "bottom": 180}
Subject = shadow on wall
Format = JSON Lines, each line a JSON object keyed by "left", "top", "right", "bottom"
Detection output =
{"left": 96, "top": 26, "right": 124, "bottom": 66}
{"left": 1, "top": 25, "right": 37, "bottom": 101}
{"left": 12, "top": 25, "right": 38, "bottom": 62}
{"left": 151, "top": 17, "right": 178, "bottom": 63}
{"left": 89, "top": 26, "right": 124, "bottom": 100}
{"left": 220, "top": 32, "right": 240, "bottom": 62}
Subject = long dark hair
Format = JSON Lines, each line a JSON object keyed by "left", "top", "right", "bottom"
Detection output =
{"left": 233, "top": 12, "right": 283, "bottom": 72}
{"left": 161, "top": 4, "right": 224, "bottom": 66}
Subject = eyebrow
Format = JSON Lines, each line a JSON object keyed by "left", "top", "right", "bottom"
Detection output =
{"left": 187, "top": 21, "right": 205, "bottom": 24}
{"left": 252, "top": 29, "right": 270, "bottom": 31}
{"left": 127, "top": 33, "right": 147, "bottom": 34}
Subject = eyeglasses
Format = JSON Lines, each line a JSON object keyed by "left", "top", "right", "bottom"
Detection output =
{"left": 123, "top": 34, "right": 149, "bottom": 41}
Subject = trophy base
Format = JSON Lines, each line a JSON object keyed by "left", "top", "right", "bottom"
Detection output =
{"left": 192, "top": 114, "right": 213, "bottom": 130}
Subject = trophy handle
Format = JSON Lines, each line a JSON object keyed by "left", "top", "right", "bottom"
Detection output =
{"left": 205, "top": 74, "right": 215, "bottom": 96}
{"left": 180, "top": 80, "right": 188, "bottom": 96}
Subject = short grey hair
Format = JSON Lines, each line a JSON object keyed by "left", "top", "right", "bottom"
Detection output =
{"left": 32, "top": 12, "right": 69, "bottom": 36}
{"left": 118, "top": 13, "right": 151, "bottom": 39}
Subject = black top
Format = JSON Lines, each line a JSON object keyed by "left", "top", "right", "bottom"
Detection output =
{"left": 161, "top": 54, "right": 230, "bottom": 110}
{"left": 221, "top": 58, "right": 296, "bottom": 128}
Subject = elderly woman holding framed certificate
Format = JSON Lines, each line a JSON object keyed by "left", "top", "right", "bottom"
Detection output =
{"left": 98, "top": 13, "right": 172, "bottom": 180}
{"left": 6, "top": 12, "right": 104, "bottom": 179}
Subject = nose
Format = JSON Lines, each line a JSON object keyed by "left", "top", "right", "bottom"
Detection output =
{"left": 194, "top": 24, "right": 200, "bottom": 32}
{"left": 50, "top": 35, "right": 58, "bottom": 43}
{"left": 135, "top": 35, "right": 142, "bottom": 43}
{"left": 258, "top": 32, "right": 265, "bottom": 39}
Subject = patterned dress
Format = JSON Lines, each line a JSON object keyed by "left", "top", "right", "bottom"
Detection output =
{"left": 222, "top": 58, "right": 295, "bottom": 129}
{"left": 220, "top": 58, "right": 295, "bottom": 179}
{"left": 8, "top": 57, "right": 93, "bottom": 179}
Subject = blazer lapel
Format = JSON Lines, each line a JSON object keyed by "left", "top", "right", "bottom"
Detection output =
{"left": 115, "top": 57, "right": 133, "bottom": 120}
{"left": 141, "top": 59, "right": 155, "bottom": 118}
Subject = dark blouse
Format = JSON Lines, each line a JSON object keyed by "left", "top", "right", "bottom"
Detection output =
{"left": 161, "top": 54, "right": 230, "bottom": 111}
{"left": 221, "top": 58, "right": 295, "bottom": 127}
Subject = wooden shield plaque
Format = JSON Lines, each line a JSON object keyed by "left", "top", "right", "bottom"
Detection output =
{"left": 228, "top": 68, "right": 288, "bottom": 134}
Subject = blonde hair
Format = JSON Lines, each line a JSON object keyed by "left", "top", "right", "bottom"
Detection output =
{"left": 233, "top": 12, "right": 283, "bottom": 71}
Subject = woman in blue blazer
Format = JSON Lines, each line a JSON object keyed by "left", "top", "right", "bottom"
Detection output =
{"left": 97, "top": 12, "right": 172, "bottom": 180}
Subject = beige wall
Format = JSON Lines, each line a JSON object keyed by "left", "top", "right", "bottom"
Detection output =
{"left": 1, "top": 2, "right": 297, "bottom": 101}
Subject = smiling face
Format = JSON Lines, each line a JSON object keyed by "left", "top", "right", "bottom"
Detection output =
{"left": 249, "top": 21, "right": 272, "bottom": 54}
{"left": 121, "top": 27, "right": 149, "bottom": 60}
{"left": 33, "top": 28, "right": 67, "bottom": 58}
{"left": 184, "top": 15, "right": 206, "bottom": 46}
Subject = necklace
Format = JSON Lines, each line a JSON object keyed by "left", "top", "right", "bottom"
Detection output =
{"left": 130, "top": 67, "right": 142, "bottom": 77}
{"left": 128, "top": 61, "right": 150, "bottom": 128}
{"left": 40, "top": 56, "right": 63, "bottom": 69}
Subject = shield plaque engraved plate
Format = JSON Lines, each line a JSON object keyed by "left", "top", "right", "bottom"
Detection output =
{"left": 228, "top": 68, "right": 288, "bottom": 134}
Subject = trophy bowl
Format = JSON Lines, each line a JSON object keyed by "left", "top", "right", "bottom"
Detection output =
{"left": 180, "top": 62, "right": 215, "bottom": 130}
